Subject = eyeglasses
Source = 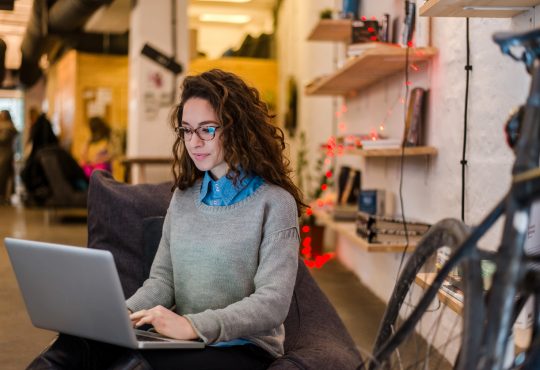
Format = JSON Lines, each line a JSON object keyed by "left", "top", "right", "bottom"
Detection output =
{"left": 175, "top": 125, "right": 221, "bottom": 141}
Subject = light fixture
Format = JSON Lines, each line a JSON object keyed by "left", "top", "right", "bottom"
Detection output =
{"left": 463, "top": 6, "right": 531, "bottom": 11}
{"left": 197, "top": 0, "right": 252, "bottom": 3}
{"left": 199, "top": 13, "right": 251, "bottom": 24}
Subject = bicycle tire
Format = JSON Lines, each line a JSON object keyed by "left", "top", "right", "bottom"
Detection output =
{"left": 367, "top": 198, "right": 506, "bottom": 370}
{"left": 369, "top": 219, "right": 469, "bottom": 369}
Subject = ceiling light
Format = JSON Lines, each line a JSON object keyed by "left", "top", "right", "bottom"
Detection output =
{"left": 199, "top": 13, "right": 251, "bottom": 24}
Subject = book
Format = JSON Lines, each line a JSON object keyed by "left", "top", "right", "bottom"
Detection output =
{"left": 440, "top": 280, "right": 464, "bottom": 303}
{"left": 360, "top": 138, "right": 402, "bottom": 149}
{"left": 403, "top": 88, "right": 427, "bottom": 147}
{"left": 358, "top": 190, "right": 385, "bottom": 216}
{"left": 333, "top": 205, "right": 358, "bottom": 222}
{"left": 347, "top": 42, "right": 386, "bottom": 57}
{"left": 337, "top": 166, "right": 361, "bottom": 206}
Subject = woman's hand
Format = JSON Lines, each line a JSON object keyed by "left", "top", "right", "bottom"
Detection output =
{"left": 129, "top": 306, "right": 198, "bottom": 340}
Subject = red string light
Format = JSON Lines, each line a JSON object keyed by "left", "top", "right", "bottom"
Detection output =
{"left": 302, "top": 225, "right": 310, "bottom": 233}
{"left": 321, "top": 184, "right": 327, "bottom": 191}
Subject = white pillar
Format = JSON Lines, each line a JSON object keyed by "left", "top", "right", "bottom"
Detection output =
{"left": 127, "top": 0, "right": 188, "bottom": 183}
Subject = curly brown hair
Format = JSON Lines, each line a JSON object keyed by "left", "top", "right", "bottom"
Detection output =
{"left": 170, "top": 69, "right": 305, "bottom": 215}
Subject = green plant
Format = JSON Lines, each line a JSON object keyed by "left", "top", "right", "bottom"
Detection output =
{"left": 320, "top": 8, "right": 333, "bottom": 20}
{"left": 296, "top": 131, "right": 335, "bottom": 266}
{"left": 296, "top": 131, "right": 334, "bottom": 206}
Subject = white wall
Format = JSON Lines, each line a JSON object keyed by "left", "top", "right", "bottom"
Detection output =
{"left": 279, "top": 0, "right": 537, "bottom": 359}
{"left": 127, "top": 0, "right": 189, "bottom": 183}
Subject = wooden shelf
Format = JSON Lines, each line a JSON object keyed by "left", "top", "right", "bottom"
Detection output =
{"left": 415, "top": 273, "right": 463, "bottom": 315}
{"left": 305, "top": 45, "right": 438, "bottom": 96}
{"left": 345, "top": 146, "right": 438, "bottom": 157}
{"left": 312, "top": 208, "right": 416, "bottom": 253}
{"left": 420, "top": 0, "right": 539, "bottom": 18}
{"left": 307, "top": 19, "right": 352, "bottom": 42}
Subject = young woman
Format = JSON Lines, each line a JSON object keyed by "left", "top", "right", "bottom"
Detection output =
{"left": 0, "top": 110, "right": 18, "bottom": 204}
{"left": 29, "top": 69, "right": 303, "bottom": 370}
{"left": 80, "top": 116, "right": 113, "bottom": 178}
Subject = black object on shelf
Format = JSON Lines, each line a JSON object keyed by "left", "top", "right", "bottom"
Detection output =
{"left": 351, "top": 20, "right": 380, "bottom": 43}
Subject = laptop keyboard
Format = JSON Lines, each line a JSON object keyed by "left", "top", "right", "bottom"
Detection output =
{"left": 136, "top": 334, "right": 169, "bottom": 342}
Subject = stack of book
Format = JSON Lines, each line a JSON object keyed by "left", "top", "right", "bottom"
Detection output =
{"left": 356, "top": 211, "right": 430, "bottom": 244}
{"left": 360, "top": 138, "right": 402, "bottom": 150}
{"left": 347, "top": 42, "right": 382, "bottom": 57}
{"left": 440, "top": 280, "right": 464, "bottom": 302}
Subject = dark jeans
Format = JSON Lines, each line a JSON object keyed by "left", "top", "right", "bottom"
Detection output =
{"left": 28, "top": 334, "right": 274, "bottom": 370}
{"left": 142, "top": 344, "right": 274, "bottom": 370}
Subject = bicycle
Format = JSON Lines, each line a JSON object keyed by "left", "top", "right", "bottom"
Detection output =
{"left": 363, "top": 28, "right": 540, "bottom": 370}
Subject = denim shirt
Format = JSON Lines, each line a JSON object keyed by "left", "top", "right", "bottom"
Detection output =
{"left": 200, "top": 171, "right": 264, "bottom": 207}
{"left": 200, "top": 170, "right": 264, "bottom": 347}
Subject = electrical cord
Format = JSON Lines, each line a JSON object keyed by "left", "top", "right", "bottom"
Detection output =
{"left": 396, "top": 45, "right": 412, "bottom": 280}
{"left": 395, "top": 0, "right": 418, "bottom": 279}
{"left": 462, "top": 18, "right": 472, "bottom": 223}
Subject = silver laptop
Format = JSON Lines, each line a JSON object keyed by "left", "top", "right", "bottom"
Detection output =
{"left": 4, "top": 237, "right": 204, "bottom": 350}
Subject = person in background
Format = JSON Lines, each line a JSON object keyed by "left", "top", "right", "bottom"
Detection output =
{"left": 80, "top": 116, "right": 112, "bottom": 178}
{"left": 20, "top": 113, "right": 87, "bottom": 206}
{"left": 23, "top": 107, "right": 42, "bottom": 160}
{"left": 28, "top": 69, "right": 304, "bottom": 369}
{"left": 0, "top": 110, "right": 18, "bottom": 205}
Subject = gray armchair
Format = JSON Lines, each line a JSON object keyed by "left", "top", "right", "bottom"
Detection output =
{"left": 87, "top": 170, "right": 362, "bottom": 370}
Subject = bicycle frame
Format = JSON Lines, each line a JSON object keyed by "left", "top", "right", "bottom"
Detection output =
{"left": 480, "top": 56, "right": 540, "bottom": 370}
{"left": 370, "top": 31, "right": 540, "bottom": 370}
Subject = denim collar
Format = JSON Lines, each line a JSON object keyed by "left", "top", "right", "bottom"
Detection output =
{"left": 200, "top": 170, "right": 253, "bottom": 206}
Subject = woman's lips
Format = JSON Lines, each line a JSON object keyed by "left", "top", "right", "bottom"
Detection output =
{"left": 192, "top": 153, "right": 209, "bottom": 161}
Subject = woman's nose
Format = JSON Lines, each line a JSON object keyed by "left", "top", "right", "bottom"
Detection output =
{"left": 188, "top": 132, "right": 204, "bottom": 147}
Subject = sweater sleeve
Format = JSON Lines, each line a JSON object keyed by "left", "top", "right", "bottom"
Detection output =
{"left": 126, "top": 204, "right": 176, "bottom": 312}
{"left": 184, "top": 194, "right": 300, "bottom": 343}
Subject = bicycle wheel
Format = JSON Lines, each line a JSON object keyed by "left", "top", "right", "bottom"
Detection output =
{"left": 368, "top": 218, "right": 484, "bottom": 370}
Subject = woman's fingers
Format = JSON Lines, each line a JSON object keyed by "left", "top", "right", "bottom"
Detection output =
{"left": 129, "top": 309, "right": 149, "bottom": 327}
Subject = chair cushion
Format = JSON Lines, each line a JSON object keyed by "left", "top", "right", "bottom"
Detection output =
{"left": 87, "top": 170, "right": 173, "bottom": 298}
{"left": 86, "top": 170, "right": 362, "bottom": 369}
{"left": 141, "top": 216, "right": 166, "bottom": 279}
{"left": 270, "top": 262, "right": 363, "bottom": 369}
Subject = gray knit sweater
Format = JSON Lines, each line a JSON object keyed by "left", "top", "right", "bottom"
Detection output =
{"left": 126, "top": 180, "right": 300, "bottom": 358}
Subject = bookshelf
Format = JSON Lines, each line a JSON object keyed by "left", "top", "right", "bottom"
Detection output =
{"left": 419, "top": 0, "right": 539, "bottom": 18}
{"left": 415, "top": 272, "right": 463, "bottom": 314}
{"left": 415, "top": 273, "right": 530, "bottom": 350}
{"left": 344, "top": 146, "right": 438, "bottom": 157}
{"left": 305, "top": 45, "right": 438, "bottom": 96}
{"left": 312, "top": 208, "right": 417, "bottom": 253}
{"left": 307, "top": 19, "right": 352, "bottom": 42}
